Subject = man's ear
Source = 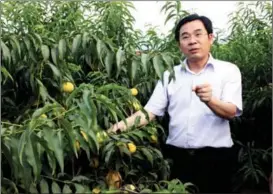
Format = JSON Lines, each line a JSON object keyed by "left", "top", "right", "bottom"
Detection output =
{"left": 209, "top": 33, "right": 214, "bottom": 45}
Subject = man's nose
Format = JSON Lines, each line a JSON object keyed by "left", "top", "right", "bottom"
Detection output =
{"left": 188, "top": 36, "right": 197, "bottom": 45}
{"left": 188, "top": 39, "right": 197, "bottom": 46}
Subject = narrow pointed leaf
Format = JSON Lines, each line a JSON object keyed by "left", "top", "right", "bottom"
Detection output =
{"left": 129, "top": 59, "right": 138, "bottom": 83}
{"left": 40, "top": 179, "right": 49, "bottom": 194}
{"left": 47, "top": 62, "right": 61, "bottom": 78}
{"left": 153, "top": 55, "right": 165, "bottom": 81}
{"left": 116, "top": 47, "right": 125, "bottom": 77}
{"left": 18, "top": 129, "right": 29, "bottom": 166}
{"left": 10, "top": 36, "right": 21, "bottom": 58}
{"left": 32, "top": 32, "right": 43, "bottom": 46}
{"left": 58, "top": 39, "right": 66, "bottom": 60}
{"left": 25, "top": 133, "right": 42, "bottom": 181}
{"left": 1, "top": 40, "right": 11, "bottom": 64}
{"left": 105, "top": 50, "right": 114, "bottom": 77}
{"left": 72, "top": 34, "right": 82, "bottom": 55}
{"left": 141, "top": 148, "right": 154, "bottom": 167}
{"left": 141, "top": 53, "right": 149, "bottom": 73}
{"left": 51, "top": 182, "right": 61, "bottom": 194}
{"left": 105, "top": 146, "right": 115, "bottom": 165}
{"left": 1, "top": 66, "right": 14, "bottom": 82}
{"left": 41, "top": 45, "right": 50, "bottom": 61}
{"left": 51, "top": 47, "right": 58, "bottom": 65}
{"left": 82, "top": 32, "right": 89, "bottom": 49}
{"left": 62, "top": 184, "right": 72, "bottom": 193}
{"left": 43, "top": 128, "right": 64, "bottom": 173}
{"left": 96, "top": 39, "right": 107, "bottom": 65}
{"left": 59, "top": 118, "right": 78, "bottom": 158}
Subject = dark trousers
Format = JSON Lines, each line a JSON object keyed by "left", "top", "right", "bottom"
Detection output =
{"left": 163, "top": 144, "right": 236, "bottom": 193}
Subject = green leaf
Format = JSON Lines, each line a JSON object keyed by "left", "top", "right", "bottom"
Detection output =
{"left": 10, "top": 35, "right": 21, "bottom": 58}
{"left": 82, "top": 32, "right": 89, "bottom": 49}
{"left": 72, "top": 175, "right": 90, "bottom": 182}
{"left": 72, "top": 34, "right": 82, "bottom": 55}
{"left": 140, "top": 189, "right": 153, "bottom": 193}
{"left": 152, "top": 148, "right": 163, "bottom": 159}
{"left": 141, "top": 53, "right": 149, "bottom": 74}
{"left": 18, "top": 129, "right": 29, "bottom": 166}
{"left": 36, "top": 78, "right": 55, "bottom": 102}
{"left": 96, "top": 39, "right": 108, "bottom": 65}
{"left": 41, "top": 45, "right": 50, "bottom": 61}
{"left": 1, "top": 40, "right": 11, "bottom": 65}
{"left": 105, "top": 146, "right": 115, "bottom": 166}
{"left": 129, "top": 59, "right": 138, "bottom": 84}
{"left": 104, "top": 190, "right": 121, "bottom": 194}
{"left": 40, "top": 179, "right": 49, "bottom": 194}
{"left": 105, "top": 50, "right": 114, "bottom": 77}
{"left": 141, "top": 148, "right": 154, "bottom": 167}
{"left": 89, "top": 98, "right": 98, "bottom": 128}
{"left": 85, "top": 53, "right": 92, "bottom": 68}
{"left": 1, "top": 66, "right": 14, "bottom": 82}
{"left": 51, "top": 47, "right": 58, "bottom": 65}
{"left": 58, "top": 39, "right": 66, "bottom": 60}
{"left": 43, "top": 128, "right": 64, "bottom": 173}
{"left": 25, "top": 133, "right": 42, "bottom": 181}
{"left": 31, "top": 32, "right": 43, "bottom": 46}
{"left": 29, "top": 183, "right": 38, "bottom": 194}
{"left": 153, "top": 55, "right": 165, "bottom": 81}
{"left": 119, "top": 144, "right": 131, "bottom": 158}
{"left": 102, "top": 141, "right": 115, "bottom": 159}
{"left": 24, "top": 36, "right": 32, "bottom": 52}
{"left": 161, "top": 52, "right": 174, "bottom": 69}
{"left": 62, "top": 184, "right": 72, "bottom": 193}
{"left": 74, "top": 183, "right": 90, "bottom": 193}
{"left": 165, "top": 12, "right": 176, "bottom": 25}
{"left": 47, "top": 62, "right": 61, "bottom": 78}
{"left": 59, "top": 118, "right": 78, "bottom": 158}
{"left": 51, "top": 182, "right": 61, "bottom": 194}
{"left": 95, "top": 94, "right": 126, "bottom": 125}
{"left": 2, "top": 178, "right": 19, "bottom": 194}
{"left": 116, "top": 47, "right": 125, "bottom": 77}
{"left": 31, "top": 103, "right": 61, "bottom": 119}
{"left": 1, "top": 141, "right": 13, "bottom": 173}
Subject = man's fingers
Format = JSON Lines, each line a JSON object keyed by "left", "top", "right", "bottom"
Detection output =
{"left": 196, "top": 88, "right": 211, "bottom": 93}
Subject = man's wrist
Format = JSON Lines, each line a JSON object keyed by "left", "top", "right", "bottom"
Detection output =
{"left": 206, "top": 96, "right": 217, "bottom": 106}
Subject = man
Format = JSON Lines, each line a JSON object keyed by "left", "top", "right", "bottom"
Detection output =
{"left": 108, "top": 14, "right": 243, "bottom": 193}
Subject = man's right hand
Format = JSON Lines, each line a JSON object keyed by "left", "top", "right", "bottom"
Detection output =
{"left": 106, "top": 110, "right": 155, "bottom": 134}
{"left": 107, "top": 122, "right": 126, "bottom": 134}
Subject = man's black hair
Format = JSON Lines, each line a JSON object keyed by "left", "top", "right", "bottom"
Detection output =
{"left": 174, "top": 14, "right": 213, "bottom": 41}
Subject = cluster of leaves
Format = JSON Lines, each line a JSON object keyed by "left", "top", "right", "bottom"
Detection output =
{"left": 1, "top": 82, "right": 172, "bottom": 193}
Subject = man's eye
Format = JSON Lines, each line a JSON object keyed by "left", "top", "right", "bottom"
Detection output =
{"left": 182, "top": 36, "right": 189, "bottom": 39}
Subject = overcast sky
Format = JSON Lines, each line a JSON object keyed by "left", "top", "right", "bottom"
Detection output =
{"left": 130, "top": 1, "right": 251, "bottom": 36}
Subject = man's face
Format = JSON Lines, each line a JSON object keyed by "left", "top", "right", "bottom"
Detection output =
{"left": 178, "top": 20, "right": 213, "bottom": 61}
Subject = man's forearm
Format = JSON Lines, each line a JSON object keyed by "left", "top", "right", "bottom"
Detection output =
{"left": 115, "top": 109, "right": 155, "bottom": 131}
{"left": 206, "top": 96, "right": 237, "bottom": 119}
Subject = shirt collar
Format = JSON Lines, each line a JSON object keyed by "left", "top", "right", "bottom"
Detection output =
{"left": 181, "top": 53, "right": 216, "bottom": 72}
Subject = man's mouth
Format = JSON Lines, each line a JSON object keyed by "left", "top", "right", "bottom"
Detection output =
{"left": 189, "top": 48, "right": 199, "bottom": 53}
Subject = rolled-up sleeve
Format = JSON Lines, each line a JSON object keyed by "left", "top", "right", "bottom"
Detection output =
{"left": 221, "top": 65, "right": 243, "bottom": 116}
{"left": 144, "top": 77, "right": 169, "bottom": 117}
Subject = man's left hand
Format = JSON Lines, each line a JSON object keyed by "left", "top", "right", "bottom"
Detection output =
{"left": 192, "top": 83, "right": 212, "bottom": 103}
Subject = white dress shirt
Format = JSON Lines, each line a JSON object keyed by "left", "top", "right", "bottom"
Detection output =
{"left": 144, "top": 54, "right": 243, "bottom": 148}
